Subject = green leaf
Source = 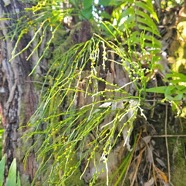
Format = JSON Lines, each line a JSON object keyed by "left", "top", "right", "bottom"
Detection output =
{"left": 118, "top": 7, "right": 134, "bottom": 25}
{"left": 100, "top": 11, "right": 111, "bottom": 20}
{"left": 123, "top": 16, "right": 135, "bottom": 28}
{"left": 120, "top": 7, "right": 134, "bottom": 19}
{"left": 83, "top": 0, "right": 93, "bottom": 9}
{"left": 177, "top": 85, "right": 186, "bottom": 91}
{"left": 142, "top": 34, "right": 160, "bottom": 43}
{"left": 166, "top": 93, "right": 183, "bottom": 101}
{"left": 147, "top": 85, "right": 185, "bottom": 101}
{"left": 136, "top": 10, "right": 160, "bottom": 36}
{"left": 16, "top": 173, "right": 21, "bottom": 186}
{"left": 125, "top": 31, "right": 140, "bottom": 45}
{"left": 164, "top": 85, "right": 184, "bottom": 101}
{"left": 135, "top": 1, "right": 159, "bottom": 22}
{"left": 81, "top": 7, "right": 93, "bottom": 20}
{"left": 0, "top": 18, "right": 11, "bottom": 21}
{"left": 0, "top": 129, "right": 4, "bottom": 135}
{"left": 6, "top": 159, "right": 17, "bottom": 186}
{"left": 110, "top": 0, "right": 130, "bottom": 6}
{"left": 138, "top": 24, "right": 160, "bottom": 37}
{"left": 0, "top": 155, "right": 6, "bottom": 186}
{"left": 166, "top": 72, "right": 186, "bottom": 82}
{"left": 146, "top": 86, "right": 167, "bottom": 94}
{"left": 99, "top": 0, "right": 112, "bottom": 6}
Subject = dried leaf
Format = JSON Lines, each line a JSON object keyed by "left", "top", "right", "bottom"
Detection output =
{"left": 130, "top": 147, "right": 145, "bottom": 186}
{"left": 156, "top": 157, "right": 166, "bottom": 168}
{"left": 142, "top": 136, "right": 152, "bottom": 144}
{"left": 147, "top": 146, "right": 154, "bottom": 163}
{"left": 144, "top": 177, "right": 155, "bottom": 186}
{"left": 110, "top": 61, "right": 116, "bottom": 78}
{"left": 122, "top": 100, "right": 138, "bottom": 151}
{"left": 123, "top": 125, "right": 132, "bottom": 151}
{"left": 105, "top": 72, "right": 114, "bottom": 99}
{"left": 76, "top": 81, "right": 85, "bottom": 107}
{"left": 154, "top": 166, "right": 169, "bottom": 183}
{"left": 114, "top": 63, "right": 130, "bottom": 91}
{"left": 99, "top": 102, "right": 112, "bottom": 108}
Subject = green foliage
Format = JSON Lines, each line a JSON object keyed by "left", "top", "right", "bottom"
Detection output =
{"left": 6, "top": 159, "right": 21, "bottom": 186}
{"left": 81, "top": 0, "right": 93, "bottom": 19}
{"left": 0, "top": 0, "right": 183, "bottom": 185}
{"left": 25, "top": 4, "right": 160, "bottom": 186}
{"left": 0, "top": 155, "right": 21, "bottom": 186}
{"left": 0, "top": 155, "right": 6, "bottom": 186}
{"left": 10, "top": 0, "right": 72, "bottom": 75}
{"left": 7, "top": 0, "right": 164, "bottom": 185}
{"left": 99, "top": 0, "right": 160, "bottom": 45}
{"left": 99, "top": 0, "right": 112, "bottom": 6}
{"left": 146, "top": 72, "right": 186, "bottom": 113}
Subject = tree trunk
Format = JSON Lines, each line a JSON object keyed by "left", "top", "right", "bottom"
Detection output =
{"left": 0, "top": 1, "right": 42, "bottom": 184}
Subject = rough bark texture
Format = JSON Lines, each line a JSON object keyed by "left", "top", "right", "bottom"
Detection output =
{"left": 0, "top": 1, "right": 40, "bottom": 184}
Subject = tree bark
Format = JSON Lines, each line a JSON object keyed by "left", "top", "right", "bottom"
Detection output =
{"left": 0, "top": 1, "right": 41, "bottom": 184}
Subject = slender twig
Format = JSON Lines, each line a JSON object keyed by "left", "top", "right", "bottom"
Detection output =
{"left": 150, "top": 76, "right": 157, "bottom": 118}
{"left": 152, "top": 134, "right": 186, "bottom": 138}
{"left": 165, "top": 103, "right": 171, "bottom": 183}
{"left": 25, "top": 80, "right": 44, "bottom": 84}
{"left": 130, "top": 147, "right": 146, "bottom": 186}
